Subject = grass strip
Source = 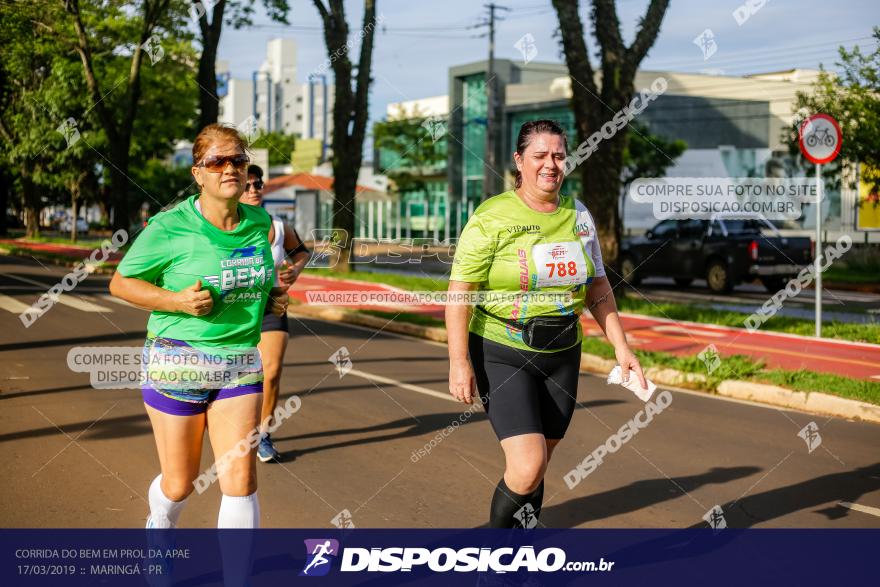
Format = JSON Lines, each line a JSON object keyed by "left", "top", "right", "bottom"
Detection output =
{"left": 359, "top": 308, "right": 880, "bottom": 405}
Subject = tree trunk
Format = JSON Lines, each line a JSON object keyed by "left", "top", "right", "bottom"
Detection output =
{"left": 195, "top": 1, "right": 224, "bottom": 130}
{"left": 66, "top": 0, "right": 166, "bottom": 234}
{"left": 20, "top": 169, "right": 40, "bottom": 239}
{"left": 71, "top": 193, "right": 78, "bottom": 243}
{"left": 196, "top": 47, "right": 219, "bottom": 129}
{"left": 581, "top": 85, "right": 630, "bottom": 275}
{"left": 97, "top": 184, "right": 112, "bottom": 228}
{"left": 0, "top": 171, "right": 8, "bottom": 237}
{"left": 314, "top": 0, "right": 377, "bottom": 273}
{"left": 552, "top": 0, "right": 669, "bottom": 285}
{"left": 108, "top": 152, "right": 131, "bottom": 232}
{"left": 331, "top": 164, "right": 357, "bottom": 273}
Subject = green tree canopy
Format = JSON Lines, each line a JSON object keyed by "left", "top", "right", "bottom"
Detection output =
{"left": 785, "top": 28, "right": 880, "bottom": 193}
{"left": 250, "top": 131, "right": 297, "bottom": 166}
{"left": 373, "top": 104, "right": 447, "bottom": 195}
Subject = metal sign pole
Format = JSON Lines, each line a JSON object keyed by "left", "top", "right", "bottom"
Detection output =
{"left": 815, "top": 163, "right": 822, "bottom": 338}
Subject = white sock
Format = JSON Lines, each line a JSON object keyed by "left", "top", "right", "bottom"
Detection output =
{"left": 218, "top": 492, "right": 260, "bottom": 528}
{"left": 147, "top": 474, "right": 187, "bottom": 529}
{"left": 217, "top": 495, "right": 259, "bottom": 585}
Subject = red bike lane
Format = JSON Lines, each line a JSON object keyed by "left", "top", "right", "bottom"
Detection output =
{"left": 292, "top": 275, "right": 880, "bottom": 381}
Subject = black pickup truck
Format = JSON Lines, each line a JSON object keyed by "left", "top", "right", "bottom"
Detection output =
{"left": 620, "top": 216, "right": 813, "bottom": 293}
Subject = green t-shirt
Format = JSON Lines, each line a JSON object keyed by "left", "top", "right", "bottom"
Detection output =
{"left": 450, "top": 191, "right": 606, "bottom": 352}
{"left": 117, "top": 194, "right": 274, "bottom": 350}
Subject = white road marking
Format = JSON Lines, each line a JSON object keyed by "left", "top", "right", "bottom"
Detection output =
{"left": 4, "top": 273, "right": 57, "bottom": 289}
{"left": 0, "top": 294, "right": 31, "bottom": 314}
{"left": 51, "top": 295, "right": 112, "bottom": 313}
{"left": 5, "top": 273, "right": 111, "bottom": 312}
{"left": 838, "top": 502, "right": 880, "bottom": 518}
{"left": 346, "top": 368, "right": 455, "bottom": 403}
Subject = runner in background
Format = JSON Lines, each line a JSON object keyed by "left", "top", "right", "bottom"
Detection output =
{"left": 240, "top": 164, "right": 310, "bottom": 462}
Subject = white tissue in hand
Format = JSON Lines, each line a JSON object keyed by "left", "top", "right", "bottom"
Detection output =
{"left": 607, "top": 365, "right": 656, "bottom": 402}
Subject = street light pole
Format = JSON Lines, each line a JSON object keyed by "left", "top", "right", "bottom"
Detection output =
{"left": 479, "top": 3, "right": 508, "bottom": 201}
{"left": 483, "top": 2, "right": 498, "bottom": 202}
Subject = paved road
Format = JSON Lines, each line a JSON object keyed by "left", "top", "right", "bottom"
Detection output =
{"left": 0, "top": 256, "right": 879, "bottom": 529}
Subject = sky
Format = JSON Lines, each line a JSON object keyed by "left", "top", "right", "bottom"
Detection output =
{"left": 215, "top": 0, "right": 879, "bottom": 135}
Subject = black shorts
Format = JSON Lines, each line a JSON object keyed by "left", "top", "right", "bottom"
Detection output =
{"left": 469, "top": 333, "right": 581, "bottom": 441}
{"left": 261, "top": 310, "right": 289, "bottom": 333}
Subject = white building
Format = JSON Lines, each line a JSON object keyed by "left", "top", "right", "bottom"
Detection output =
{"left": 218, "top": 38, "right": 333, "bottom": 144}
{"left": 385, "top": 95, "right": 449, "bottom": 119}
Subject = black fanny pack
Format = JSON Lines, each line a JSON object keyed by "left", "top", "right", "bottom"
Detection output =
{"left": 477, "top": 306, "right": 579, "bottom": 351}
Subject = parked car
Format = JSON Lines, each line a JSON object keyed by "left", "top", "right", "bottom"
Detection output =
{"left": 59, "top": 218, "right": 89, "bottom": 234}
{"left": 620, "top": 215, "right": 812, "bottom": 293}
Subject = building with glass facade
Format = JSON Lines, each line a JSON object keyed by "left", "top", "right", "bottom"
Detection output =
{"left": 381, "top": 59, "right": 869, "bottom": 240}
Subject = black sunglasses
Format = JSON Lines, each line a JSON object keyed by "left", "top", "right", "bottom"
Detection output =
{"left": 246, "top": 179, "right": 264, "bottom": 191}
{"left": 198, "top": 153, "right": 250, "bottom": 173}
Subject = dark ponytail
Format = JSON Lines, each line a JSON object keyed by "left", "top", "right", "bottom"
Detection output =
{"left": 514, "top": 119, "right": 568, "bottom": 188}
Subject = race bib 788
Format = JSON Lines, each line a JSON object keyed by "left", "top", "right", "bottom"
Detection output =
{"left": 532, "top": 241, "right": 588, "bottom": 288}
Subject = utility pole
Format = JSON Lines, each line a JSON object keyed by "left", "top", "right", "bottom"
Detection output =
{"left": 474, "top": 3, "right": 509, "bottom": 201}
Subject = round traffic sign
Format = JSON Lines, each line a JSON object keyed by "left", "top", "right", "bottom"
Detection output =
{"left": 798, "top": 113, "right": 842, "bottom": 165}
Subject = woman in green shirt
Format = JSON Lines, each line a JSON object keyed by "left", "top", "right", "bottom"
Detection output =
{"left": 110, "top": 124, "right": 287, "bottom": 529}
{"left": 446, "top": 119, "right": 647, "bottom": 528}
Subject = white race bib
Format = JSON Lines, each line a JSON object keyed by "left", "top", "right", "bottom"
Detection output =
{"left": 532, "top": 241, "right": 588, "bottom": 287}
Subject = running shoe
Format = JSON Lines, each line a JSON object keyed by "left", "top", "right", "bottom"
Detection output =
{"left": 257, "top": 433, "right": 280, "bottom": 462}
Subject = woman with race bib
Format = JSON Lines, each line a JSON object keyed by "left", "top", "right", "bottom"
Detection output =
{"left": 110, "top": 124, "right": 288, "bottom": 529}
{"left": 446, "top": 119, "right": 646, "bottom": 528}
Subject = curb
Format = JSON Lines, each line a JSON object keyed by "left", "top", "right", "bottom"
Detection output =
{"left": 290, "top": 304, "right": 880, "bottom": 425}
{"left": 716, "top": 381, "right": 880, "bottom": 424}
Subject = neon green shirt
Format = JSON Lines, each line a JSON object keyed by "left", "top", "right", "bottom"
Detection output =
{"left": 117, "top": 195, "right": 274, "bottom": 350}
{"left": 450, "top": 191, "right": 605, "bottom": 352}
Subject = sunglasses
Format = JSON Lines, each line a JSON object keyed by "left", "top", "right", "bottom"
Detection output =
{"left": 197, "top": 153, "right": 249, "bottom": 173}
{"left": 246, "top": 180, "right": 264, "bottom": 191}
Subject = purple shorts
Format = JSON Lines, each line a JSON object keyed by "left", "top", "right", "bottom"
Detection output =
{"left": 142, "top": 383, "right": 262, "bottom": 416}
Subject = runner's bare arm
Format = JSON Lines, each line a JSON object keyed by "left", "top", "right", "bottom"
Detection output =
{"left": 109, "top": 272, "right": 213, "bottom": 316}
{"left": 278, "top": 225, "right": 310, "bottom": 286}
{"left": 446, "top": 280, "right": 479, "bottom": 403}
{"left": 586, "top": 275, "right": 646, "bottom": 388}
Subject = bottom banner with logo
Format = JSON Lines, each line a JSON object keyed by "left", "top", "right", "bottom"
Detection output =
{"left": 1, "top": 529, "right": 874, "bottom": 586}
